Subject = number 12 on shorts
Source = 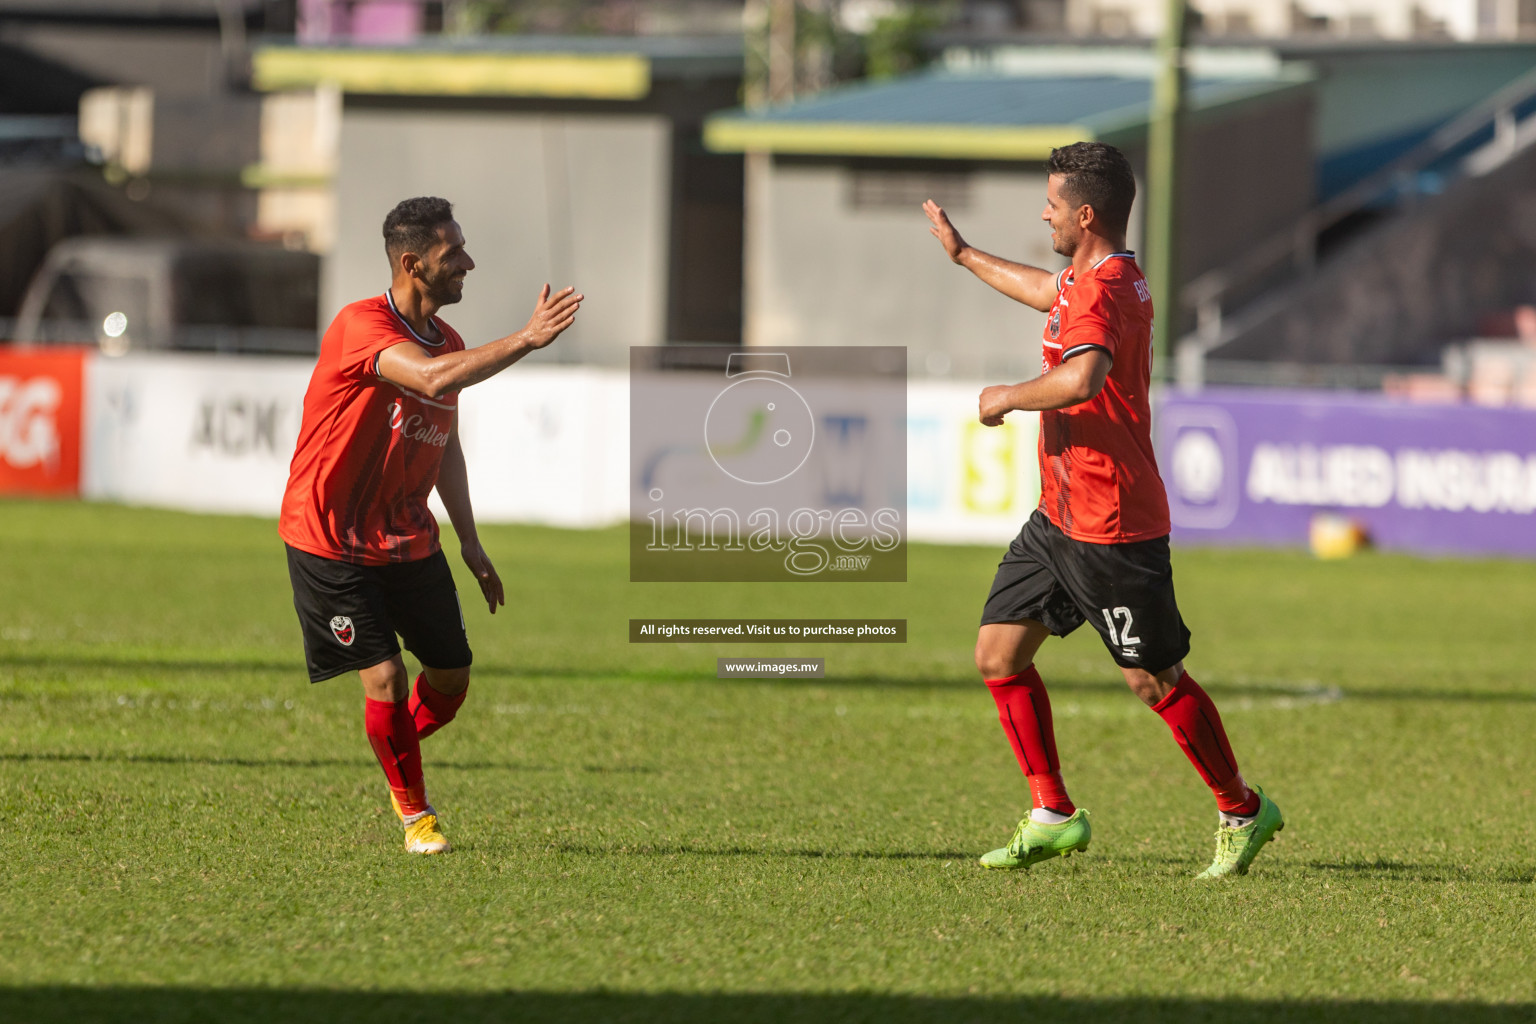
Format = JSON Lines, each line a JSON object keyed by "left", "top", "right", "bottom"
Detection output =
{"left": 1101, "top": 606, "right": 1141, "bottom": 648}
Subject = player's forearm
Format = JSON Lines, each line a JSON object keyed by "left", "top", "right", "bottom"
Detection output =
{"left": 985, "top": 361, "right": 1105, "bottom": 420}
{"left": 1004, "top": 376, "right": 1094, "bottom": 412}
{"left": 406, "top": 334, "right": 537, "bottom": 398}
{"left": 437, "top": 478, "right": 479, "bottom": 546}
{"left": 1008, "top": 364, "right": 1107, "bottom": 411}
{"left": 956, "top": 248, "right": 1056, "bottom": 312}
{"left": 435, "top": 439, "right": 480, "bottom": 546}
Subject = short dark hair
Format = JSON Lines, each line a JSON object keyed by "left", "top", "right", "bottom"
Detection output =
{"left": 1046, "top": 142, "right": 1136, "bottom": 236}
{"left": 383, "top": 196, "right": 455, "bottom": 264}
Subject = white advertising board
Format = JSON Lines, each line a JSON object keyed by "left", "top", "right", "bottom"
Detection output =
{"left": 78, "top": 354, "right": 1039, "bottom": 547}
{"left": 447, "top": 365, "right": 629, "bottom": 529}
{"left": 906, "top": 380, "right": 1041, "bottom": 546}
{"left": 83, "top": 353, "right": 312, "bottom": 516}
{"left": 452, "top": 371, "right": 1042, "bottom": 544}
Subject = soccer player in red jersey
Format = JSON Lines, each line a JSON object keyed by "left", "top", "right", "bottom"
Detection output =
{"left": 281, "top": 196, "right": 581, "bottom": 854}
{"left": 924, "top": 143, "right": 1283, "bottom": 877}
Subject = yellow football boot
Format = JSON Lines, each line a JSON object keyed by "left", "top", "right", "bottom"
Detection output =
{"left": 390, "top": 792, "right": 451, "bottom": 854}
{"left": 402, "top": 811, "right": 451, "bottom": 855}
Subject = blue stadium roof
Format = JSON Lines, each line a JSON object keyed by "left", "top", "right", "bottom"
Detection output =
{"left": 706, "top": 69, "right": 1312, "bottom": 160}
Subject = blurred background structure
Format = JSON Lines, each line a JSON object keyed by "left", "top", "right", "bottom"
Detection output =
{"left": 3, "top": 0, "right": 1536, "bottom": 553}
{"left": 2, "top": 1, "right": 1534, "bottom": 369}
{"left": 705, "top": 51, "right": 1314, "bottom": 377}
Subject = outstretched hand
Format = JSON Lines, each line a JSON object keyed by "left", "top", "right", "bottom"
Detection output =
{"left": 521, "top": 284, "right": 583, "bottom": 349}
{"left": 923, "top": 199, "right": 968, "bottom": 263}
{"left": 461, "top": 539, "right": 505, "bottom": 614}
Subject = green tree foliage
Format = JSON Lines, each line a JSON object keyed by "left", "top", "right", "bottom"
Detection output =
{"left": 863, "top": 3, "right": 949, "bottom": 80}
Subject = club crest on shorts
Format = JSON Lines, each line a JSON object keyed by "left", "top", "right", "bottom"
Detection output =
{"left": 1048, "top": 308, "right": 1061, "bottom": 340}
{"left": 329, "top": 615, "right": 355, "bottom": 646}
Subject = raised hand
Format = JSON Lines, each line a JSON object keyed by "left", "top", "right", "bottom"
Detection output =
{"left": 522, "top": 284, "right": 583, "bottom": 349}
{"left": 923, "top": 199, "right": 968, "bottom": 263}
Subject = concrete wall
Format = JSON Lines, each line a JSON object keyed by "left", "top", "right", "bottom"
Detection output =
{"left": 327, "top": 107, "right": 672, "bottom": 363}
{"left": 744, "top": 157, "right": 1073, "bottom": 381}
{"left": 739, "top": 87, "right": 1310, "bottom": 370}
{"left": 1174, "top": 87, "right": 1316, "bottom": 325}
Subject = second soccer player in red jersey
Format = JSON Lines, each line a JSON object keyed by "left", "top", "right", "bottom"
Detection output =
{"left": 923, "top": 142, "right": 1284, "bottom": 877}
{"left": 281, "top": 196, "right": 581, "bottom": 854}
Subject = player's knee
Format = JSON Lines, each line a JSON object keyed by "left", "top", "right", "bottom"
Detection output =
{"left": 974, "top": 639, "right": 1015, "bottom": 681}
{"left": 423, "top": 665, "right": 471, "bottom": 699}
{"left": 360, "top": 658, "right": 410, "bottom": 702}
{"left": 1122, "top": 667, "right": 1172, "bottom": 707}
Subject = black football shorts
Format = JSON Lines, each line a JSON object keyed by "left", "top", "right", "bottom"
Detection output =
{"left": 285, "top": 545, "right": 473, "bottom": 683}
{"left": 980, "top": 509, "right": 1191, "bottom": 673}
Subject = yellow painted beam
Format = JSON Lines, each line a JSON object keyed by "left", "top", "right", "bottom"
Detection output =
{"left": 252, "top": 48, "right": 651, "bottom": 100}
{"left": 240, "top": 164, "right": 333, "bottom": 189}
{"left": 704, "top": 119, "right": 1092, "bottom": 160}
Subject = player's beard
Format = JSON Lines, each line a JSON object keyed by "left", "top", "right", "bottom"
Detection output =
{"left": 1051, "top": 223, "right": 1079, "bottom": 258}
{"left": 423, "top": 266, "right": 466, "bottom": 306}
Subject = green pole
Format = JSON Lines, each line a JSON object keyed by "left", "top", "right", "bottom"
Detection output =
{"left": 1145, "top": 0, "right": 1187, "bottom": 380}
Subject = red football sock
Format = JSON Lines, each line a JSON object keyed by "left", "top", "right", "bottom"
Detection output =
{"left": 410, "top": 672, "right": 467, "bottom": 741}
{"left": 364, "top": 697, "right": 427, "bottom": 816}
{"left": 1151, "top": 672, "right": 1260, "bottom": 816}
{"left": 985, "top": 668, "right": 1075, "bottom": 815}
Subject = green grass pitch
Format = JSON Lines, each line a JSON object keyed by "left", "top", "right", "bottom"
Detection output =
{"left": 1, "top": 499, "right": 1532, "bottom": 1023}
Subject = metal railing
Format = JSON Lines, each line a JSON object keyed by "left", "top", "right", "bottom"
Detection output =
{"left": 1176, "top": 62, "right": 1536, "bottom": 386}
{"left": 1192, "top": 359, "right": 1424, "bottom": 392}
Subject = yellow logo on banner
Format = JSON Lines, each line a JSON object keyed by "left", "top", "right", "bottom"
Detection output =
{"left": 962, "top": 420, "right": 1016, "bottom": 514}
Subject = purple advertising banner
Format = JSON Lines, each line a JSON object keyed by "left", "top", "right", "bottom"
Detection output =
{"left": 1157, "top": 388, "right": 1536, "bottom": 557}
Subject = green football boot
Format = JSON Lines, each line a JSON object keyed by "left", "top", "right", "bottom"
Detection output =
{"left": 979, "top": 809, "right": 1091, "bottom": 870}
{"left": 1196, "top": 786, "right": 1284, "bottom": 879}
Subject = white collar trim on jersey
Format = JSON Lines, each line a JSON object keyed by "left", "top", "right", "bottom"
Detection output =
{"left": 384, "top": 290, "right": 445, "bottom": 347}
{"left": 1061, "top": 250, "right": 1135, "bottom": 289}
{"left": 1089, "top": 250, "right": 1137, "bottom": 271}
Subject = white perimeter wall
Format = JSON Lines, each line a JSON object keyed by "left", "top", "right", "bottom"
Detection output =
{"left": 80, "top": 354, "right": 1040, "bottom": 546}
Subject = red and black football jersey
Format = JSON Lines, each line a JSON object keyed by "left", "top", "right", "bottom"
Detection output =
{"left": 1037, "top": 253, "right": 1171, "bottom": 544}
{"left": 280, "top": 292, "right": 464, "bottom": 565}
